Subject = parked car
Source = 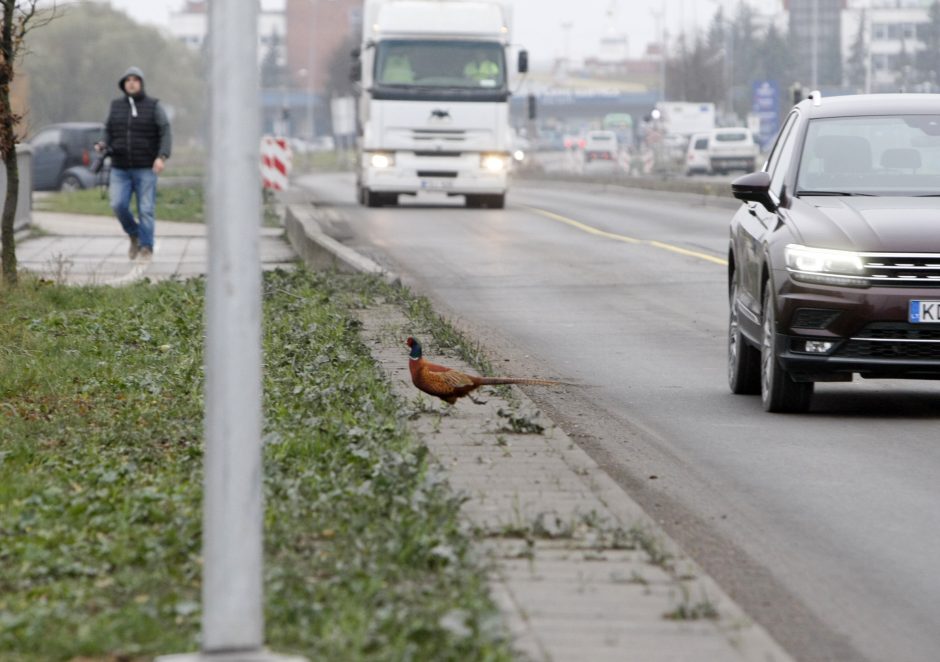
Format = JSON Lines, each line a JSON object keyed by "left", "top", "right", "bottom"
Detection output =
{"left": 728, "top": 93, "right": 940, "bottom": 412}
{"left": 30, "top": 122, "right": 107, "bottom": 191}
{"left": 583, "top": 130, "right": 618, "bottom": 163}
{"left": 684, "top": 132, "right": 710, "bottom": 175}
{"left": 708, "top": 127, "right": 759, "bottom": 174}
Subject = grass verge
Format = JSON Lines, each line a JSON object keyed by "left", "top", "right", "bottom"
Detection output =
{"left": 38, "top": 186, "right": 205, "bottom": 223}
{"left": 0, "top": 269, "right": 511, "bottom": 661}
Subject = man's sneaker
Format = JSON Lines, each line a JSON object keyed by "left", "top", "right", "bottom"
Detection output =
{"left": 139, "top": 246, "right": 153, "bottom": 260}
{"left": 128, "top": 236, "right": 140, "bottom": 260}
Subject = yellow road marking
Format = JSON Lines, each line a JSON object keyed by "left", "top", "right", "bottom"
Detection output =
{"left": 523, "top": 205, "right": 728, "bottom": 267}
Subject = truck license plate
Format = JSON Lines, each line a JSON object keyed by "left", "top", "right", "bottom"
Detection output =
{"left": 909, "top": 300, "right": 940, "bottom": 323}
{"left": 420, "top": 179, "right": 453, "bottom": 190}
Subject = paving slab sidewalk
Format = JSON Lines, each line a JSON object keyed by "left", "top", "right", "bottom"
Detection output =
{"left": 16, "top": 211, "right": 296, "bottom": 285}
{"left": 356, "top": 306, "right": 793, "bottom": 662}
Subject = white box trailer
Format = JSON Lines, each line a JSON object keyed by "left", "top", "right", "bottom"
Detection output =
{"left": 354, "top": 0, "right": 527, "bottom": 209}
{"left": 655, "top": 101, "right": 716, "bottom": 138}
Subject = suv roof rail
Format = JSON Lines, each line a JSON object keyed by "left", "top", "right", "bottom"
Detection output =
{"left": 808, "top": 90, "right": 823, "bottom": 106}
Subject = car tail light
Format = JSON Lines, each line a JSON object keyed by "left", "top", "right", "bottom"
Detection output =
{"left": 82, "top": 149, "right": 90, "bottom": 166}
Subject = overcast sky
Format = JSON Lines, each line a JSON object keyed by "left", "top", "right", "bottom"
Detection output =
{"left": 104, "top": 0, "right": 763, "bottom": 62}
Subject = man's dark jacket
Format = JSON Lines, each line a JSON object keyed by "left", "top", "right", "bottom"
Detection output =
{"left": 105, "top": 66, "right": 172, "bottom": 170}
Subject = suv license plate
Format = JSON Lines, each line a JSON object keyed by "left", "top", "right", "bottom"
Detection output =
{"left": 909, "top": 300, "right": 940, "bottom": 323}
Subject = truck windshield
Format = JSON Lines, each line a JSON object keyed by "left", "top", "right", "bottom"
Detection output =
{"left": 375, "top": 40, "right": 506, "bottom": 92}
{"left": 797, "top": 115, "right": 940, "bottom": 196}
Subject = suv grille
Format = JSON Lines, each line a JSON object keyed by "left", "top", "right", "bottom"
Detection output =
{"left": 835, "top": 322, "right": 940, "bottom": 360}
{"left": 861, "top": 253, "right": 940, "bottom": 286}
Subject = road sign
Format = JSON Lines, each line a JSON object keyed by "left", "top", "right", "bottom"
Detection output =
{"left": 751, "top": 80, "right": 780, "bottom": 151}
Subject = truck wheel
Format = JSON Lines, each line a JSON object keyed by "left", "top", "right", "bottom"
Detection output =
{"left": 760, "top": 285, "right": 813, "bottom": 413}
{"left": 364, "top": 188, "right": 383, "bottom": 208}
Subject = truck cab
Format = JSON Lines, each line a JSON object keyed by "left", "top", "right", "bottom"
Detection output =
{"left": 355, "top": 0, "right": 526, "bottom": 209}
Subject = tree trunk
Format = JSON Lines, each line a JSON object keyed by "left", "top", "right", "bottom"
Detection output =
{"left": 1, "top": 0, "right": 19, "bottom": 286}
{"left": 1, "top": 144, "right": 17, "bottom": 285}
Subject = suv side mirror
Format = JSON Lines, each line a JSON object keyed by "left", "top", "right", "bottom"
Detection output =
{"left": 518, "top": 50, "right": 529, "bottom": 74}
{"left": 731, "top": 171, "right": 777, "bottom": 212}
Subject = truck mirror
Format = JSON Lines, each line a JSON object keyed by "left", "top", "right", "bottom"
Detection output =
{"left": 518, "top": 50, "right": 529, "bottom": 74}
{"left": 527, "top": 94, "right": 537, "bottom": 121}
{"left": 350, "top": 60, "right": 361, "bottom": 83}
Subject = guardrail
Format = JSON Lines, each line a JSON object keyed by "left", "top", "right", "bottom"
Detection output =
{"left": 1, "top": 144, "right": 33, "bottom": 234}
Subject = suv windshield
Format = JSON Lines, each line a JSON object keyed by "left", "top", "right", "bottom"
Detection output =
{"left": 375, "top": 40, "right": 506, "bottom": 93}
{"left": 797, "top": 115, "right": 940, "bottom": 196}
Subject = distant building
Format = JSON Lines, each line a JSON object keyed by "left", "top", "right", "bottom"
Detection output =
{"left": 168, "top": 0, "right": 286, "bottom": 67}
{"left": 285, "top": 0, "right": 363, "bottom": 93}
{"left": 785, "top": 0, "right": 847, "bottom": 87}
{"left": 843, "top": 0, "right": 935, "bottom": 92}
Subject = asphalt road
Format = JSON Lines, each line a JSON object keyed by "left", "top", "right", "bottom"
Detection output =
{"left": 298, "top": 172, "right": 940, "bottom": 662}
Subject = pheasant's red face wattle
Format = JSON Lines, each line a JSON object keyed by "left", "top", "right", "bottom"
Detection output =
{"left": 406, "top": 337, "right": 414, "bottom": 348}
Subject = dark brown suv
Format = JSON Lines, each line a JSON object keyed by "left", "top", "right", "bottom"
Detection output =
{"left": 728, "top": 93, "right": 940, "bottom": 412}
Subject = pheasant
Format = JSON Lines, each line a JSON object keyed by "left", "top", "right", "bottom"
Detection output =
{"left": 406, "top": 336, "right": 561, "bottom": 404}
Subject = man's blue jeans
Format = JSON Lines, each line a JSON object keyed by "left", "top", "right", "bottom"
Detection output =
{"left": 109, "top": 167, "right": 157, "bottom": 249}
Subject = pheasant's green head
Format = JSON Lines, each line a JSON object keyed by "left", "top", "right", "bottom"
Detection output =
{"left": 406, "top": 336, "right": 422, "bottom": 359}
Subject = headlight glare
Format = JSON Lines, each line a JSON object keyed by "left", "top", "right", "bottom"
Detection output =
{"left": 370, "top": 152, "right": 394, "bottom": 168}
{"left": 481, "top": 154, "right": 507, "bottom": 172}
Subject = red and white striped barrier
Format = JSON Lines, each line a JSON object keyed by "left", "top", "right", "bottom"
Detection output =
{"left": 260, "top": 135, "right": 292, "bottom": 191}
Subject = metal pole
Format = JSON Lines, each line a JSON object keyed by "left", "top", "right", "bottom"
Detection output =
{"left": 204, "top": 0, "right": 263, "bottom": 653}
{"left": 811, "top": 0, "right": 819, "bottom": 89}
{"left": 864, "top": 9, "right": 872, "bottom": 94}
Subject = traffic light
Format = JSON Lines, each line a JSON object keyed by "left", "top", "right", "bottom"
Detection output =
{"left": 790, "top": 83, "right": 803, "bottom": 106}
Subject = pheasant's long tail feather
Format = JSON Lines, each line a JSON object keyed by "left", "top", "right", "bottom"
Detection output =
{"left": 475, "top": 377, "right": 562, "bottom": 386}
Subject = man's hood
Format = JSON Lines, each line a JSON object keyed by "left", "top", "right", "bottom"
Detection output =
{"left": 119, "top": 66, "right": 146, "bottom": 94}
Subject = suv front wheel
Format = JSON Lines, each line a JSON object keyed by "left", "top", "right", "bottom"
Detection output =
{"left": 761, "top": 284, "right": 813, "bottom": 413}
{"left": 728, "top": 277, "right": 761, "bottom": 394}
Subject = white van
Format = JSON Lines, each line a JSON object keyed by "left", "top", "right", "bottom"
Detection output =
{"left": 707, "top": 127, "right": 759, "bottom": 174}
{"left": 583, "top": 130, "right": 618, "bottom": 163}
{"left": 685, "top": 132, "right": 710, "bottom": 175}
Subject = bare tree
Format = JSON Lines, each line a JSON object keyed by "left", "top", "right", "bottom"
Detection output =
{"left": 1, "top": 1, "right": 55, "bottom": 286}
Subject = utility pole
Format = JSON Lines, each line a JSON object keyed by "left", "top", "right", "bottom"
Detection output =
{"left": 651, "top": 9, "right": 665, "bottom": 101}
{"left": 157, "top": 1, "right": 304, "bottom": 660}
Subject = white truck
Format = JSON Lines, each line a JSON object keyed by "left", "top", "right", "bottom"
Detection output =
{"left": 354, "top": 0, "right": 527, "bottom": 209}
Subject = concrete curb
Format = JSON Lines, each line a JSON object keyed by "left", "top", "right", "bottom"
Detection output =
{"left": 284, "top": 203, "right": 400, "bottom": 286}
{"left": 289, "top": 188, "right": 793, "bottom": 661}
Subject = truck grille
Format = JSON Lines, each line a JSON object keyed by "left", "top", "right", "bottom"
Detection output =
{"left": 416, "top": 171, "right": 458, "bottom": 178}
{"left": 861, "top": 253, "right": 940, "bottom": 286}
{"left": 835, "top": 322, "right": 940, "bottom": 360}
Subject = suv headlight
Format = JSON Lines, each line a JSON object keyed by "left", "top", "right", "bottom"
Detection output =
{"left": 369, "top": 152, "right": 394, "bottom": 168}
{"left": 481, "top": 153, "right": 507, "bottom": 172}
{"left": 785, "top": 244, "right": 868, "bottom": 287}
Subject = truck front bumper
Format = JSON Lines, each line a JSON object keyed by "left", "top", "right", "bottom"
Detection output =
{"left": 362, "top": 151, "right": 508, "bottom": 195}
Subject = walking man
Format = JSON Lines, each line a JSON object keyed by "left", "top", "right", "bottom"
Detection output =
{"left": 99, "top": 66, "right": 172, "bottom": 260}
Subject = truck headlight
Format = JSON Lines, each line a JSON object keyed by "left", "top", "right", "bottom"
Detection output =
{"left": 785, "top": 244, "right": 868, "bottom": 287}
{"left": 481, "top": 153, "right": 507, "bottom": 172}
{"left": 370, "top": 152, "right": 394, "bottom": 169}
